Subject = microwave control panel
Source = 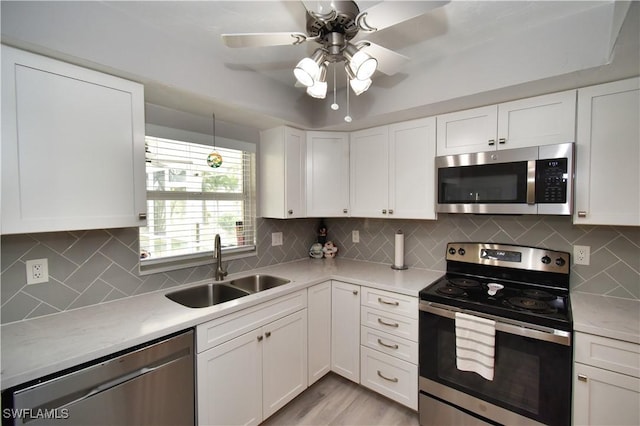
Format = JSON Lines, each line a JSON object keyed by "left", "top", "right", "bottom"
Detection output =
{"left": 535, "top": 158, "right": 568, "bottom": 203}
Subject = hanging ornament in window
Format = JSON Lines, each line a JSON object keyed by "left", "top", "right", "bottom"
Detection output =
{"left": 207, "top": 112, "right": 223, "bottom": 168}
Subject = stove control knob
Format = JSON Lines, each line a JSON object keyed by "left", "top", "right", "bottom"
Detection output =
{"left": 458, "top": 248, "right": 466, "bottom": 256}
{"left": 449, "top": 247, "right": 457, "bottom": 255}
{"left": 555, "top": 257, "right": 566, "bottom": 267}
{"left": 541, "top": 256, "right": 551, "bottom": 264}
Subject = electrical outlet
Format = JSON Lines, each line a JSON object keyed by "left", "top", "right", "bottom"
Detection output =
{"left": 352, "top": 230, "right": 360, "bottom": 243}
{"left": 573, "top": 245, "right": 591, "bottom": 265}
{"left": 26, "top": 258, "right": 49, "bottom": 285}
{"left": 272, "top": 232, "right": 283, "bottom": 246}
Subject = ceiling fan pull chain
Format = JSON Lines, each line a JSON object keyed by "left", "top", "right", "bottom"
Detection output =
{"left": 331, "top": 63, "right": 339, "bottom": 111}
{"left": 344, "top": 75, "right": 352, "bottom": 123}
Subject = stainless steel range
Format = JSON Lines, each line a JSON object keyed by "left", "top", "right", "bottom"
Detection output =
{"left": 418, "top": 242, "right": 572, "bottom": 426}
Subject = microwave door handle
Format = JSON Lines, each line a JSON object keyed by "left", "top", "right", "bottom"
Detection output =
{"left": 527, "top": 160, "right": 536, "bottom": 204}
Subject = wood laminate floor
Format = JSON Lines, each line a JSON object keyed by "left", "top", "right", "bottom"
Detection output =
{"left": 261, "top": 373, "right": 420, "bottom": 426}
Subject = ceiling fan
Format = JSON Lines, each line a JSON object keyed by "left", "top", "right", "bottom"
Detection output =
{"left": 222, "top": 1, "right": 449, "bottom": 100}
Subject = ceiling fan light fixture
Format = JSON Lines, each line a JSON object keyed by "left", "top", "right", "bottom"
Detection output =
{"left": 349, "top": 77, "right": 372, "bottom": 95}
{"left": 307, "top": 63, "right": 328, "bottom": 99}
{"left": 344, "top": 43, "right": 377, "bottom": 81}
{"left": 294, "top": 48, "right": 325, "bottom": 87}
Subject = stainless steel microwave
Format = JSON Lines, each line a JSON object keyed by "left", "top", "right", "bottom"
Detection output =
{"left": 436, "top": 143, "right": 574, "bottom": 215}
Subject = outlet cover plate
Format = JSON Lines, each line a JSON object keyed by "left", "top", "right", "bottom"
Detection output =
{"left": 352, "top": 230, "right": 360, "bottom": 243}
{"left": 26, "top": 258, "right": 49, "bottom": 285}
{"left": 272, "top": 232, "right": 283, "bottom": 246}
{"left": 573, "top": 245, "right": 591, "bottom": 266}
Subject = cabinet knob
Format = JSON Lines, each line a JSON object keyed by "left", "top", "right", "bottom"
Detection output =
{"left": 388, "top": 209, "right": 394, "bottom": 215}
{"left": 288, "top": 209, "right": 293, "bottom": 215}
{"left": 488, "top": 139, "right": 495, "bottom": 146}
{"left": 578, "top": 211, "right": 587, "bottom": 218}
{"left": 138, "top": 213, "right": 147, "bottom": 220}
{"left": 498, "top": 138, "right": 506, "bottom": 144}
{"left": 257, "top": 335, "right": 263, "bottom": 342}
{"left": 382, "top": 209, "right": 387, "bottom": 214}
{"left": 353, "top": 290, "right": 359, "bottom": 295}
{"left": 343, "top": 209, "right": 348, "bottom": 214}
{"left": 265, "top": 331, "right": 271, "bottom": 338}
{"left": 578, "top": 374, "right": 588, "bottom": 382}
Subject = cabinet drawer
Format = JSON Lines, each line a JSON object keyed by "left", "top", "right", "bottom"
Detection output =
{"left": 361, "top": 287, "right": 418, "bottom": 319}
{"left": 361, "top": 326, "right": 418, "bottom": 365}
{"left": 360, "top": 346, "right": 418, "bottom": 410}
{"left": 196, "top": 290, "right": 306, "bottom": 352}
{"left": 361, "top": 307, "right": 418, "bottom": 342}
{"left": 575, "top": 332, "right": 640, "bottom": 378}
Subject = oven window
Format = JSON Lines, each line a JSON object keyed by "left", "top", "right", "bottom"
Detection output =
{"left": 438, "top": 162, "right": 528, "bottom": 203}
{"left": 420, "top": 311, "right": 571, "bottom": 426}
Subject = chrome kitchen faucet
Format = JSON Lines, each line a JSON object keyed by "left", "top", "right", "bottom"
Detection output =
{"left": 214, "top": 234, "right": 228, "bottom": 281}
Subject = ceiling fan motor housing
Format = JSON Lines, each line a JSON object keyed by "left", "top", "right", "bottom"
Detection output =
{"left": 306, "top": 0, "right": 360, "bottom": 51}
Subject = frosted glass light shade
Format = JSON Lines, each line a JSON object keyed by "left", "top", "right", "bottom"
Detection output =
{"left": 349, "top": 50, "right": 377, "bottom": 80}
{"left": 350, "top": 77, "right": 372, "bottom": 95}
{"left": 307, "top": 81, "right": 328, "bottom": 98}
{"left": 294, "top": 57, "right": 319, "bottom": 87}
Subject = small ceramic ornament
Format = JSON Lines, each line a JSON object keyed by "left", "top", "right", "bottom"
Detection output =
{"left": 322, "top": 241, "right": 338, "bottom": 258}
{"left": 207, "top": 152, "right": 223, "bottom": 168}
{"left": 309, "top": 243, "right": 324, "bottom": 259}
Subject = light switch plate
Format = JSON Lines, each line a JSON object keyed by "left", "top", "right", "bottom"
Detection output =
{"left": 272, "top": 232, "right": 283, "bottom": 246}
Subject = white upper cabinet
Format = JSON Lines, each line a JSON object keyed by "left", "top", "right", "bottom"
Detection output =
{"left": 436, "top": 90, "right": 576, "bottom": 155}
{"left": 306, "top": 131, "right": 350, "bottom": 217}
{"left": 574, "top": 77, "right": 640, "bottom": 226}
{"left": 350, "top": 126, "right": 389, "bottom": 218}
{"left": 1, "top": 46, "right": 146, "bottom": 234}
{"left": 350, "top": 118, "right": 437, "bottom": 219}
{"left": 259, "top": 126, "right": 306, "bottom": 219}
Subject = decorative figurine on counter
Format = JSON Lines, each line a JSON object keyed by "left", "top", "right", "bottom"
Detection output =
{"left": 322, "top": 241, "right": 338, "bottom": 258}
{"left": 317, "top": 222, "right": 328, "bottom": 245}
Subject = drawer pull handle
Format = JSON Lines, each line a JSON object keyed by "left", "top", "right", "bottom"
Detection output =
{"left": 378, "top": 297, "right": 399, "bottom": 306}
{"left": 578, "top": 211, "right": 587, "bottom": 218}
{"left": 377, "top": 370, "right": 399, "bottom": 383}
{"left": 377, "top": 339, "right": 399, "bottom": 350}
{"left": 377, "top": 318, "right": 399, "bottom": 328}
{"left": 498, "top": 138, "right": 506, "bottom": 144}
{"left": 578, "top": 374, "right": 588, "bottom": 382}
{"left": 488, "top": 139, "right": 495, "bottom": 146}
{"left": 139, "top": 213, "right": 147, "bottom": 220}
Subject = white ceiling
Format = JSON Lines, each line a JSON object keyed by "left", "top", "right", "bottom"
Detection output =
{"left": 1, "top": 1, "right": 639, "bottom": 136}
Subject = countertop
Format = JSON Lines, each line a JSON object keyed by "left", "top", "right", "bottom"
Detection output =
{"left": 1, "top": 258, "right": 443, "bottom": 391}
{"left": 570, "top": 291, "right": 640, "bottom": 344}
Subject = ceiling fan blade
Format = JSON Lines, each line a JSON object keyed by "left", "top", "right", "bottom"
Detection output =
{"left": 358, "top": 41, "right": 410, "bottom": 76}
{"left": 357, "top": 1, "right": 450, "bottom": 32}
{"left": 222, "top": 32, "right": 309, "bottom": 48}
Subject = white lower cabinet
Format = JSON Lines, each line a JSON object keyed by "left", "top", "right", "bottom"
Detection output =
{"left": 196, "top": 291, "right": 307, "bottom": 425}
{"left": 307, "top": 281, "right": 332, "bottom": 385}
{"left": 331, "top": 281, "right": 361, "bottom": 383}
{"left": 359, "top": 287, "right": 419, "bottom": 410}
{"left": 573, "top": 332, "right": 640, "bottom": 426}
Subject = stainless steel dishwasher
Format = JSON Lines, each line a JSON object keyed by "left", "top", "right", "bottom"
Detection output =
{"left": 3, "top": 330, "right": 194, "bottom": 426}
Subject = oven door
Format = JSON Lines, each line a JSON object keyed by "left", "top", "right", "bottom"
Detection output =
{"left": 419, "top": 302, "right": 572, "bottom": 426}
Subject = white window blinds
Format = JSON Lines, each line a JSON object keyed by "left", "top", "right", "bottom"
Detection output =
{"left": 140, "top": 136, "right": 256, "bottom": 272}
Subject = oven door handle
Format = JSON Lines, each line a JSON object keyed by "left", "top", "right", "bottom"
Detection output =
{"left": 420, "top": 301, "right": 571, "bottom": 346}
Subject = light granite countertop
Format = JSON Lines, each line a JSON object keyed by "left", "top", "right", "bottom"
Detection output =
{"left": 1, "top": 258, "right": 443, "bottom": 391}
{"left": 570, "top": 291, "right": 640, "bottom": 344}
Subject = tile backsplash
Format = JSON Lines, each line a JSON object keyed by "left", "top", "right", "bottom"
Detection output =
{"left": 1, "top": 215, "right": 638, "bottom": 324}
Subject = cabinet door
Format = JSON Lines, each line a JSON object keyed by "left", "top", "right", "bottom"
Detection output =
{"left": 1, "top": 46, "right": 146, "bottom": 234}
{"left": 306, "top": 132, "right": 350, "bottom": 217}
{"left": 197, "top": 328, "right": 263, "bottom": 426}
{"left": 350, "top": 126, "right": 389, "bottom": 217}
{"left": 436, "top": 105, "right": 498, "bottom": 155}
{"left": 574, "top": 78, "right": 640, "bottom": 226}
{"left": 331, "top": 281, "right": 361, "bottom": 383}
{"left": 497, "top": 90, "right": 576, "bottom": 150}
{"left": 573, "top": 363, "right": 640, "bottom": 426}
{"left": 262, "top": 310, "right": 308, "bottom": 419}
{"left": 388, "top": 117, "right": 437, "bottom": 219}
{"left": 308, "top": 281, "right": 332, "bottom": 385}
{"left": 259, "top": 126, "right": 306, "bottom": 219}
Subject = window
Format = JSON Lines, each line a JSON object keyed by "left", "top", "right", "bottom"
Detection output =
{"left": 140, "top": 134, "right": 256, "bottom": 273}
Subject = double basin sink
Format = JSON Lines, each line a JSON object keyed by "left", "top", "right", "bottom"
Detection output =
{"left": 165, "top": 274, "right": 290, "bottom": 308}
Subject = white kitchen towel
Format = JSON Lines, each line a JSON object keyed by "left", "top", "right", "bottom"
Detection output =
{"left": 455, "top": 312, "right": 496, "bottom": 381}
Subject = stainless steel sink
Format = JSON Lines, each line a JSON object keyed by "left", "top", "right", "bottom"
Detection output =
{"left": 227, "top": 274, "right": 290, "bottom": 293}
{"left": 165, "top": 275, "right": 290, "bottom": 308}
{"left": 165, "top": 283, "right": 251, "bottom": 308}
